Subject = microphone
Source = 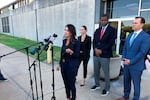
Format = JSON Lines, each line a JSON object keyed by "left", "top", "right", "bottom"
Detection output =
{"left": 45, "top": 34, "right": 57, "bottom": 64}
{"left": 30, "top": 47, "right": 41, "bottom": 55}
{"left": 30, "top": 42, "right": 43, "bottom": 55}
{"left": 43, "top": 33, "right": 58, "bottom": 50}
{"left": 39, "top": 41, "right": 44, "bottom": 45}
{"left": 44, "top": 33, "right": 58, "bottom": 42}
{"left": 44, "top": 35, "right": 51, "bottom": 42}
{"left": 47, "top": 44, "right": 52, "bottom": 64}
{"left": 53, "top": 33, "right": 58, "bottom": 38}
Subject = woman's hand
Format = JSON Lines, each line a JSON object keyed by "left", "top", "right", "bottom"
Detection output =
{"left": 56, "top": 64, "right": 61, "bottom": 71}
{"left": 147, "top": 55, "right": 150, "bottom": 60}
{"left": 145, "top": 59, "right": 150, "bottom": 74}
{"left": 66, "top": 48, "right": 74, "bottom": 55}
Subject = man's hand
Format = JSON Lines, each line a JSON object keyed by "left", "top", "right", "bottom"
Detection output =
{"left": 95, "top": 48, "right": 102, "bottom": 56}
{"left": 122, "top": 58, "right": 130, "bottom": 65}
{"left": 80, "top": 51, "right": 83, "bottom": 53}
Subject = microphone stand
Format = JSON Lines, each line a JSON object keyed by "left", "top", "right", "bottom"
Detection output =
{"left": 30, "top": 45, "right": 45, "bottom": 100}
{"left": 43, "top": 35, "right": 57, "bottom": 100}
{"left": 45, "top": 40, "right": 56, "bottom": 100}
{"left": 42, "top": 39, "right": 56, "bottom": 100}
{"left": 37, "top": 45, "right": 44, "bottom": 100}
{"left": 29, "top": 35, "right": 57, "bottom": 100}
{"left": 50, "top": 43, "right": 56, "bottom": 100}
{"left": 25, "top": 47, "right": 35, "bottom": 100}
{"left": 0, "top": 43, "right": 41, "bottom": 100}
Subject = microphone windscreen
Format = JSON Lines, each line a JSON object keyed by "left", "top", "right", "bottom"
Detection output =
{"left": 47, "top": 44, "right": 52, "bottom": 64}
{"left": 30, "top": 48, "right": 38, "bottom": 55}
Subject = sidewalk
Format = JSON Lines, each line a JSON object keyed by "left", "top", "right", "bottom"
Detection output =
{"left": 0, "top": 43, "right": 150, "bottom": 100}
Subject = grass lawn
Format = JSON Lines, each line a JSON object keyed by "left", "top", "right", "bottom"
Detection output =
{"left": 0, "top": 33, "right": 61, "bottom": 61}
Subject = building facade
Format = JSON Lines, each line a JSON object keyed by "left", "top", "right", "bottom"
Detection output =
{"left": 0, "top": 0, "right": 150, "bottom": 53}
{"left": 96, "top": 0, "right": 150, "bottom": 54}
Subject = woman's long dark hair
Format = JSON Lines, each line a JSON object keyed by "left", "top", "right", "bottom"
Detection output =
{"left": 65, "top": 24, "right": 76, "bottom": 46}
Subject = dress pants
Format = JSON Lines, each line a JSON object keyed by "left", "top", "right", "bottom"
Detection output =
{"left": 77, "top": 54, "right": 90, "bottom": 78}
{"left": 61, "top": 61, "right": 76, "bottom": 100}
{"left": 93, "top": 56, "right": 110, "bottom": 91}
{"left": 123, "top": 67, "right": 142, "bottom": 100}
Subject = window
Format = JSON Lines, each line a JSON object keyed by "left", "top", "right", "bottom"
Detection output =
{"left": 141, "top": 11, "right": 150, "bottom": 34}
{"left": 95, "top": 0, "right": 101, "bottom": 24}
{"left": 29, "top": 0, "right": 34, "bottom": 4}
{"left": 141, "top": 0, "right": 150, "bottom": 9}
{"left": 1, "top": 17, "right": 10, "bottom": 33}
{"left": 15, "top": 3, "right": 19, "bottom": 9}
{"left": 38, "top": 0, "right": 74, "bottom": 8}
{"left": 108, "top": 0, "right": 139, "bottom": 18}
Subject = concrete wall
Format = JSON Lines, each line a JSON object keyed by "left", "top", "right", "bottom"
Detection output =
{"left": 0, "top": 0, "right": 95, "bottom": 46}
{"left": 0, "top": 4, "right": 36, "bottom": 39}
{"left": 0, "top": 17, "right": 2, "bottom": 33}
{"left": 37, "top": 0, "right": 95, "bottom": 45}
{"left": 12, "top": 11, "right": 37, "bottom": 40}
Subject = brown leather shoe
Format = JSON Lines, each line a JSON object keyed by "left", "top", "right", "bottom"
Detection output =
{"left": 116, "top": 97, "right": 129, "bottom": 100}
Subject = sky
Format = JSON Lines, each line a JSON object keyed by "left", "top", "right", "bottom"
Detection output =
{"left": 0, "top": 0, "right": 16, "bottom": 8}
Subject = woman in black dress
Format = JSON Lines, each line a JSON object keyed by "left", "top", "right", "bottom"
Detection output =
{"left": 57, "top": 24, "right": 80, "bottom": 100}
{"left": 77, "top": 25, "right": 91, "bottom": 86}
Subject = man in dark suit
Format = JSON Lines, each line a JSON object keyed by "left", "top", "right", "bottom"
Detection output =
{"left": 91, "top": 14, "right": 116, "bottom": 96}
{"left": 116, "top": 17, "right": 150, "bottom": 100}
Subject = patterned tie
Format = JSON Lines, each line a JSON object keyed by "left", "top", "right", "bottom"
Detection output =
{"left": 100, "top": 27, "right": 104, "bottom": 40}
{"left": 130, "top": 33, "right": 137, "bottom": 46}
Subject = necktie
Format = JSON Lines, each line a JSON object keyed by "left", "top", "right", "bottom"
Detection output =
{"left": 100, "top": 27, "right": 104, "bottom": 40}
{"left": 130, "top": 33, "right": 137, "bottom": 46}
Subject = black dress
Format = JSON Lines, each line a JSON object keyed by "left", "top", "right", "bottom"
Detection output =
{"left": 77, "top": 35, "right": 91, "bottom": 78}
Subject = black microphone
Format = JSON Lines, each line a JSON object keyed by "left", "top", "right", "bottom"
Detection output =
{"left": 43, "top": 33, "right": 58, "bottom": 51}
{"left": 53, "top": 33, "right": 58, "bottom": 38}
{"left": 39, "top": 41, "right": 44, "bottom": 45}
{"left": 44, "top": 35, "right": 51, "bottom": 42}
{"left": 44, "top": 34, "right": 58, "bottom": 42}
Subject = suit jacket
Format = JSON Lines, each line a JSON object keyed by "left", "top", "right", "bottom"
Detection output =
{"left": 93, "top": 25, "right": 116, "bottom": 58}
{"left": 59, "top": 39, "right": 80, "bottom": 67}
{"left": 122, "top": 30, "right": 150, "bottom": 71}
{"left": 78, "top": 35, "right": 91, "bottom": 58}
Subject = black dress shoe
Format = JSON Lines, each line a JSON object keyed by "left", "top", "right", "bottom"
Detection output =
{"left": 80, "top": 83, "right": 85, "bottom": 87}
{"left": 0, "top": 78, "right": 7, "bottom": 81}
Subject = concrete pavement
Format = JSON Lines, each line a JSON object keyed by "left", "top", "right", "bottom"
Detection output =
{"left": 0, "top": 43, "right": 150, "bottom": 100}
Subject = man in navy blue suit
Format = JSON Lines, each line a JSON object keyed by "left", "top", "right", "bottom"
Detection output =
{"left": 91, "top": 14, "right": 116, "bottom": 96}
{"left": 116, "top": 17, "right": 150, "bottom": 100}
